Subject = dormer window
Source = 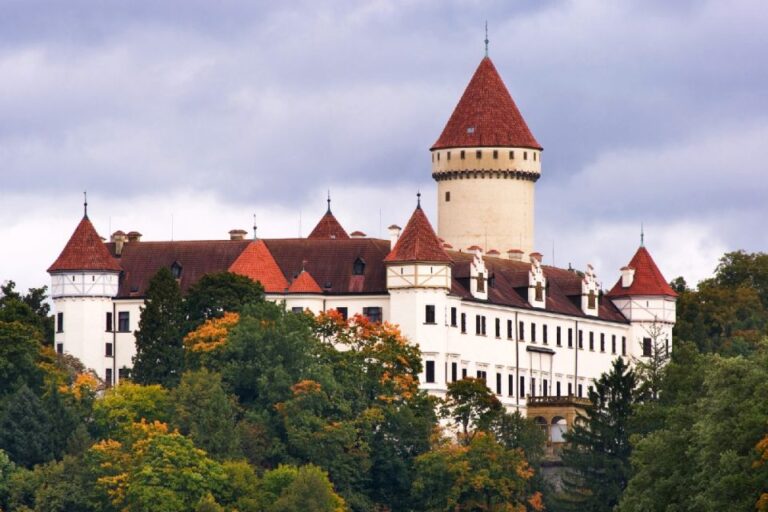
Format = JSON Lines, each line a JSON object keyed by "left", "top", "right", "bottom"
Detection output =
{"left": 171, "top": 261, "right": 183, "bottom": 279}
{"left": 353, "top": 257, "right": 365, "bottom": 276}
{"left": 535, "top": 281, "right": 543, "bottom": 302}
{"left": 588, "top": 290, "right": 596, "bottom": 309}
{"left": 477, "top": 272, "right": 485, "bottom": 293}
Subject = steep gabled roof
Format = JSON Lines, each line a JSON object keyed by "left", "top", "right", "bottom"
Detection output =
{"left": 607, "top": 246, "right": 677, "bottom": 298}
{"left": 307, "top": 211, "right": 350, "bottom": 240}
{"left": 384, "top": 206, "right": 452, "bottom": 263}
{"left": 432, "top": 57, "right": 541, "bottom": 150}
{"left": 228, "top": 240, "right": 289, "bottom": 293}
{"left": 48, "top": 216, "right": 122, "bottom": 273}
{"left": 288, "top": 270, "right": 323, "bottom": 294}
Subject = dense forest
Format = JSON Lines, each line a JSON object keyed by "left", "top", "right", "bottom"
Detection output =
{"left": 0, "top": 251, "right": 767, "bottom": 511}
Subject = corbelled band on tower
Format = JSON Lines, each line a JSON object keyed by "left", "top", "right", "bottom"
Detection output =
{"left": 431, "top": 56, "right": 542, "bottom": 256}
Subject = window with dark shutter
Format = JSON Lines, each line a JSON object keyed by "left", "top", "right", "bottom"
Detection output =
{"left": 425, "top": 361, "right": 435, "bottom": 383}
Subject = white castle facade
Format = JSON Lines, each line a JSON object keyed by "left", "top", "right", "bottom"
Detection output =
{"left": 48, "top": 55, "right": 677, "bottom": 440}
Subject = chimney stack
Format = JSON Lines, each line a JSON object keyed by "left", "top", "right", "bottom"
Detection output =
{"left": 229, "top": 229, "right": 248, "bottom": 241}
{"left": 529, "top": 252, "right": 543, "bottom": 264}
{"left": 388, "top": 224, "right": 401, "bottom": 247}
{"left": 111, "top": 230, "right": 127, "bottom": 256}
{"left": 507, "top": 249, "right": 524, "bottom": 261}
{"left": 126, "top": 231, "right": 142, "bottom": 243}
{"left": 350, "top": 230, "right": 366, "bottom": 239}
{"left": 620, "top": 266, "right": 635, "bottom": 288}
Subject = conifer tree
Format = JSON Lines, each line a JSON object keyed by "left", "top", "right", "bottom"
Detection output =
{"left": 132, "top": 267, "right": 185, "bottom": 387}
{"left": 558, "top": 357, "right": 637, "bottom": 512}
{"left": 0, "top": 385, "right": 55, "bottom": 467}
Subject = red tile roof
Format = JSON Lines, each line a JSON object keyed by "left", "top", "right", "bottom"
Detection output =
{"left": 432, "top": 57, "right": 541, "bottom": 150}
{"left": 48, "top": 216, "right": 122, "bottom": 273}
{"left": 308, "top": 211, "right": 350, "bottom": 240}
{"left": 288, "top": 271, "right": 322, "bottom": 294}
{"left": 384, "top": 206, "right": 452, "bottom": 263}
{"left": 228, "top": 240, "right": 289, "bottom": 293}
{"left": 607, "top": 246, "right": 677, "bottom": 298}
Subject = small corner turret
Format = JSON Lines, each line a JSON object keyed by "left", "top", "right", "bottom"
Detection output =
{"left": 528, "top": 252, "right": 546, "bottom": 308}
{"left": 581, "top": 264, "right": 599, "bottom": 316}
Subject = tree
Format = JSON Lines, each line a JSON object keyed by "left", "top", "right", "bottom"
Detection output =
{"left": 440, "top": 377, "right": 502, "bottom": 444}
{"left": 92, "top": 382, "right": 172, "bottom": 440}
{"left": 185, "top": 272, "right": 264, "bottom": 328}
{"left": 171, "top": 369, "right": 242, "bottom": 460}
{"left": 0, "top": 281, "right": 54, "bottom": 344}
{"left": 132, "top": 268, "right": 185, "bottom": 387}
{"left": 0, "top": 385, "right": 56, "bottom": 467}
{"left": 632, "top": 321, "right": 671, "bottom": 401}
{"left": 266, "top": 465, "right": 347, "bottom": 512}
{"left": 0, "top": 449, "right": 16, "bottom": 511}
{"left": 0, "top": 320, "right": 44, "bottom": 397}
{"left": 558, "top": 358, "right": 637, "bottom": 512}
{"left": 756, "top": 428, "right": 768, "bottom": 512}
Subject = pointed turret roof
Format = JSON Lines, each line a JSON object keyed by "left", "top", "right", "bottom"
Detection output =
{"left": 288, "top": 270, "right": 323, "bottom": 294}
{"left": 385, "top": 205, "right": 452, "bottom": 263}
{"left": 228, "top": 240, "right": 289, "bottom": 293}
{"left": 432, "top": 57, "right": 541, "bottom": 150}
{"left": 607, "top": 246, "right": 677, "bottom": 298}
{"left": 48, "top": 216, "right": 122, "bottom": 273}
{"left": 307, "top": 211, "right": 350, "bottom": 240}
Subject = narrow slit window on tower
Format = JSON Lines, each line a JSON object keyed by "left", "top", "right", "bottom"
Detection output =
{"left": 493, "top": 150, "right": 498, "bottom": 159}
{"left": 476, "top": 150, "right": 482, "bottom": 159}
{"left": 524, "top": 151, "right": 528, "bottom": 160}
{"left": 461, "top": 150, "right": 465, "bottom": 159}
{"left": 509, "top": 150, "right": 514, "bottom": 159}
{"left": 445, "top": 191, "right": 451, "bottom": 202}
{"left": 447, "top": 151, "right": 451, "bottom": 160}
{"left": 437, "top": 152, "right": 440, "bottom": 161}
{"left": 533, "top": 152, "right": 537, "bottom": 161}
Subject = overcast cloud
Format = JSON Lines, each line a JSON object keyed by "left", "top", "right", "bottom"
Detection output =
{"left": 1, "top": 0, "right": 766, "bottom": 293}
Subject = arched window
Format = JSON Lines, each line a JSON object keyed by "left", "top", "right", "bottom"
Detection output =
{"left": 551, "top": 416, "right": 567, "bottom": 443}
{"left": 353, "top": 257, "right": 365, "bottom": 276}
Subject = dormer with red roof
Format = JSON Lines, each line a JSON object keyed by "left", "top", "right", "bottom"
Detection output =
{"left": 288, "top": 270, "right": 323, "bottom": 294}
{"left": 385, "top": 197, "right": 452, "bottom": 290}
{"left": 607, "top": 245, "right": 677, "bottom": 358}
{"left": 431, "top": 56, "right": 541, "bottom": 258}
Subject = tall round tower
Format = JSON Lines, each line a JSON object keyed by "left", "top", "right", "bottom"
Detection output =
{"left": 431, "top": 56, "right": 542, "bottom": 256}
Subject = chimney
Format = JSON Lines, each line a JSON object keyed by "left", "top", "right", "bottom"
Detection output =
{"left": 487, "top": 249, "right": 501, "bottom": 258}
{"left": 229, "top": 229, "right": 248, "bottom": 241}
{"left": 388, "top": 224, "right": 401, "bottom": 247}
{"left": 621, "top": 266, "right": 635, "bottom": 288}
{"left": 507, "top": 249, "right": 524, "bottom": 261}
{"left": 529, "top": 252, "right": 543, "bottom": 264}
{"left": 111, "top": 230, "right": 126, "bottom": 256}
{"left": 350, "top": 230, "right": 366, "bottom": 239}
{"left": 126, "top": 231, "right": 142, "bottom": 243}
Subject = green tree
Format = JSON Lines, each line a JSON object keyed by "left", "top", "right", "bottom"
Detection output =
{"left": 92, "top": 382, "right": 171, "bottom": 440}
{"left": 259, "top": 464, "right": 346, "bottom": 512}
{"left": 0, "top": 281, "right": 53, "bottom": 344}
{"left": 185, "top": 271, "right": 264, "bottom": 327}
{"left": 0, "top": 320, "right": 44, "bottom": 397}
{"left": 0, "top": 386, "right": 56, "bottom": 467}
{"left": 440, "top": 377, "right": 502, "bottom": 444}
{"left": 132, "top": 268, "right": 185, "bottom": 387}
{"left": 171, "top": 369, "right": 241, "bottom": 460}
{"left": 558, "top": 358, "right": 637, "bottom": 512}
{"left": 0, "top": 449, "right": 16, "bottom": 511}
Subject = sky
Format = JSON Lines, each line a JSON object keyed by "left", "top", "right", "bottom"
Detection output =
{"left": 1, "top": 0, "right": 767, "bottom": 294}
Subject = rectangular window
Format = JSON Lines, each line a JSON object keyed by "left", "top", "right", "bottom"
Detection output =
{"left": 425, "top": 361, "right": 435, "bottom": 383}
{"left": 363, "top": 307, "right": 382, "bottom": 323}
{"left": 543, "top": 325, "right": 548, "bottom": 345}
{"left": 462, "top": 368, "right": 467, "bottom": 379}
{"left": 643, "top": 337, "right": 652, "bottom": 357}
{"left": 589, "top": 331, "right": 594, "bottom": 351}
{"left": 56, "top": 343, "right": 63, "bottom": 354}
{"left": 450, "top": 307, "right": 457, "bottom": 327}
{"left": 622, "top": 336, "right": 627, "bottom": 356}
{"left": 118, "top": 312, "right": 130, "bottom": 332}
{"left": 507, "top": 319, "right": 513, "bottom": 339}
{"left": 556, "top": 381, "right": 561, "bottom": 397}
{"left": 336, "top": 307, "right": 348, "bottom": 320}
{"left": 447, "top": 151, "right": 451, "bottom": 160}
{"left": 56, "top": 312, "right": 63, "bottom": 333}
{"left": 105, "top": 368, "right": 113, "bottom": 387}
{"left": 476, "top": 149, "right": 482, "bottom": 159}
{"left": 578, "top": 384, "right": 583, "bottom": 397}
{"left": 612, "top": 335, "right": 617, "bottom": 354}
{"left": 578, "top": 330, "right": 583, "bottom": 349}
{"left": 568, "top": 382, "right": 573, "bottom": 396}
{"left": 425, "top": 305, "right": 436, "bottom": 324}
{"left": 291, "top": 306, "right": 304, "bottom": 314}
{"left": 508, "top": 374, "right": 514, "bottom": 396}
{"left": 495, "top": 318, "right": 500, "bottom": 338}
{"left": 451, "top": 362, "right": 457, "bottom": 382}
{"left": 476, "top": 370, "right": 487, "bottom": 381}
{"left": 509, "top": 150, "right": 515, "bottom": 159}
{"left": 481, "top": 316, "right": 486, "bottom": 336}
{"left": 531, "top": 323, "right": 537, "bottom": 343}
{"left": 461, "top": 313, "right": 466, "bottom": 333}
{"left": 543, "top": 379, "right": 548, "bottom": 397}
{"left": 519, "top": 321, "right": 525, "bottom": 341}
{"left": 520, "top": 376, "right": 525, "bottom": 398}
{"left": 105, "top": 343, "right": 113, "bottom": 357}
{"left": 445, "top": 191, "right": 451, "bottom": 202}
{"left": 531, "top": 378, "right": 536, "bottom": 397}
{"left": 460, "top": 150, "right": 465, "bottom": 159}
{"left": 493, "top": 149, "right": 498, "bottom": 159}
{"left": 568, "top": 328, "right": 573, "bottom": 348}
{"left": 600, "top": 333, "right": 606, "bottom": 352}
{"left": 556, "top": 326, "right": 562, "bottom": 346}
{"left": 475, "top": 315, "right": 481, "bottom": 335}
{"left": 106, "top": 312, "right": 113, "bottom": 332}
{"left": 496, "top": 373, "right": 502, "bottom": 395}
{"left": 524, "top": 151, "right": 528, "bottom": 160}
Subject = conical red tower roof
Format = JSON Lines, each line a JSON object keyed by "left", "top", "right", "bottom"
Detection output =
{"left": 385, "top": 205, "right": 452, "bottom": 263}
{"left": 288, "top": 270, "right": 323, "bottom": 294}
{"left": 48, "top": 216, "right": 122, "bottom": 273}
{"left": 308, "top": 211, "right": 350, "bottom": 240}
{"left": 432, "top": 57, "right": 541, "bottom": 150}
{"left": 607, "top": 246, "right": 677, "bottom": 298}
{"left": 229, "top": 240, "right": 289, "bottom": 293}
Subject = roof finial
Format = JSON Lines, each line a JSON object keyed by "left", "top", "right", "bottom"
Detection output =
{"left": 83, "top": 191, "right": 88, "bottom": 219}
{"left": 484, "top": 21, "right": 489, "bottom": 57}
{"left": 253, "top": 213, "right": 258, "bottom": 240}
{"left": 417, "top": 190, "right": 422, "bottom": 209}
{"left": 640, "top": 222, "right": 645, "bottom": 247}
{"left": 327, "top": 190, "right": 331, "bottom": 213}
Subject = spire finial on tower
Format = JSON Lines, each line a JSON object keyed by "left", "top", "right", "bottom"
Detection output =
{"left": 253, "top": 213, "right": 258, "bottom": 240}
{"left": 417, "top": 190, "right": 422, "bottom": 209}
{"left": 484, "top": 21, "right": 489, "bottom": 57}
{"left": 83, "top": 191, "right": 88, "bottom": 219}
{"left": 640, "top": 222, "right": 645, "bottom": 247}
{"left": 327, "top": 190, "right": 331, "bottom": 213}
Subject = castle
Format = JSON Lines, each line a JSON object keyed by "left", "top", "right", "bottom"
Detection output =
{"left": 48, "top": 55, "right": 677, "bottom": 444}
